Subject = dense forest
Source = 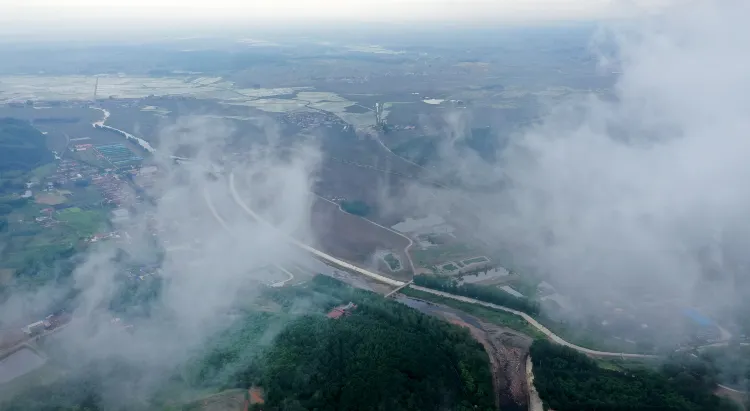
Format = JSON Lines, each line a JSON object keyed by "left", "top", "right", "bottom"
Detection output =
{"left": 260, "top": 291, "right": 494, "bottom": 410}
{"left": 0, "top": 118, "right": 53, "bottom": 173}
{"left": 414, "top": 275, "right": 540, "bottom": 315}
{"left": 2, "top": 276, "right": 495, "bottom": 411}
{"left": 530, "top": 339, "right": 737, "bottom": 411}
{"left": 694, "top": 345, "right": 750, "bottom": 392}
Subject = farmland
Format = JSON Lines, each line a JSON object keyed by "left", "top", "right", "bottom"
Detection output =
{"left": 0, "top": 75, "right": 236, "bottom": 103}
{"left": 311, "top": 197, "right": 412, "bottom": 281}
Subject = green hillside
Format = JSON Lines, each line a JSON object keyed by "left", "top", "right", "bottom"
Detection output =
{"left": 0, "top": 118, "right": 54, "bottom": 173}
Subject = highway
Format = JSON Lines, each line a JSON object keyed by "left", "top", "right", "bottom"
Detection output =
{"left": 228, "top": 172, "right": 405, "bottom": 287}
{"left": 96, "top": 106, "right": 733, "bottom": 364}
{"left": 226, "top": 171, "right": 661, "bottom": 359}
{"left": 409, "top": 285, "right": 657, "bottom": 359}
{"left": 203, "top": 187, "right": 295, "bottom": 287}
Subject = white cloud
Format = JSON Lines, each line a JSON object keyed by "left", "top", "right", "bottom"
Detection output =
{"left": 0, "top": 0, "right": 675, "bottom": 26}
{"left": 426, "top": 0, "right": 750, "bottom": 314}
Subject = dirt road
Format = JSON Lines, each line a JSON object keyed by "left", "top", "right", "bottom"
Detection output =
{"left": 526, "top": 357, "right": 544, "bottom": 411}
{"left": 398, "top": 295, "right": 531, "bottom": 410}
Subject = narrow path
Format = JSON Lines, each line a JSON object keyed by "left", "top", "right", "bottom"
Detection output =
{"left": 718, "top": 384, "right": 748, "bottom": 394}
{"left": 526, "top": 357, "right": 544, "bottom": 411}
{"left": 271, "top": 265, "right": 295, "bottom": 287}
{"left": 373, "top": 133, "right": 425, "bottom": 171}
{"left": 716, "top": 384, "right": 748, "bottom": 411}
{"left": 314, "top": 193, "right": 416, "bottom": 275}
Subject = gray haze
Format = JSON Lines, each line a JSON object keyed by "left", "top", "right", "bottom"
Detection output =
{"left": 1, "top": 0, "right": 747, "bottom": 405}
{"left": 2, "top": 116, "right": 321, "bottom": 407}
{"left": 420, "top": 0, "right": 750, "bottom": 315}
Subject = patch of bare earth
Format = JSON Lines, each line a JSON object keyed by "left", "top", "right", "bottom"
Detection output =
{"left": 715, "top": 386, "right": 747, "bottom": 411}
{"left": 311, "top": 198, "right": 411, "bottom": 281}
{"left": 440, "top": 311, "right": 533, "bottom": 411}
{"left": 192, "top": 389, "right": 246, "bottom": 411}
{"left": 34, "top": 193, "right": 66, "bottom": 205}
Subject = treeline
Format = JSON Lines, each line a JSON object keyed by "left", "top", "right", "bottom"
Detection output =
{"left": 530, "top": 339, "right": 737, "bottom": 411}
{"left": 3, "top": 275, "right": 496, "bottom": 411}
{"left": 414, "top": 275, "right": 540, "bottom": 316}
{"left": 185, "top": 276, "right": 496, "bottom": 411}
{"left": 259, "top": 281, "right": 494, "bottom": 411}
{"left": 0, "top": 117, "right": 53, "bottom": 172}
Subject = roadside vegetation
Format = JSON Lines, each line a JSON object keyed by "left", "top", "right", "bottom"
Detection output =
{"left": 413, "top": 275, "right": 540, "bottom": 316}
{"left": 531, "top": 339, "right": 737, "bottom": 411}
{"left": 401, "top": 287, "right": 546, "bottom": 339}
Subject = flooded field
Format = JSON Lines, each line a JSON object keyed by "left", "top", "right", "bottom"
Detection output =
{"left": 0, "top": 348, "right": 46, "bottom": 384}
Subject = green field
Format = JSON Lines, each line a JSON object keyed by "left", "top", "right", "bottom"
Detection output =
{"left": 0, "top": 199, "right": 106, "bottom": 284}
{"left": 30, "top": 163, "right": 57, "bottom": 180}
{"left": 57, "top": 207, "right": 106, "bottom": 237}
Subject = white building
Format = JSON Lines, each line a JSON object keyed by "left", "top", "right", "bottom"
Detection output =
{"left": 23, "top": 321, "right": 46, "bottom": 335}
{"left": 111, "top": 208, "right": 130, "bottom": 223}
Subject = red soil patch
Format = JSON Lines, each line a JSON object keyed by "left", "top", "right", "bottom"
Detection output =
{"left": 249, "top": 387, "right": 265, "bottom": 405}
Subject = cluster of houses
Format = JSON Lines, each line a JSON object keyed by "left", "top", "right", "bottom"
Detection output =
{"left": 22, "top": 311, "right": 71, "bottom": 337}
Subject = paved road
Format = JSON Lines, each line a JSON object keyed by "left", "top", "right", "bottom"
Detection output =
{"left": 410, "top": 285, "right": 657, "bottom": 359}
{"left": 228, "top": 172, "right": 404, "bottom": 287}
{"left": 225, "top": 171, "right": 664, "bottom": 360}
{"left": 203, "top": 187, "right": 295, "bottom": 287}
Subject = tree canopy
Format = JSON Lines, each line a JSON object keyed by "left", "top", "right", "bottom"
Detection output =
{"left": 530, "top": 339, "right": 737, "bottom": 411}
{"left": 261, "top": 290, "right": 494, "bottom": 411}
{"left": 0, "top": 117, "right": 54, "bottom": 173}
{"left": 3, "top": 276, "right": 495, "bottom": 411}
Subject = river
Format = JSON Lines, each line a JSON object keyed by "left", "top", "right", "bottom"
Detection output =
{"left": 91, "top": 106, "right": 156, "bottom": 154}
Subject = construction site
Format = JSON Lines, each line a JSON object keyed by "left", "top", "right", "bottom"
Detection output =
{"left": 396, "top": 295, "right": 533, "bottom": 411}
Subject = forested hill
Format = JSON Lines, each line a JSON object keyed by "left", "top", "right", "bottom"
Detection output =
{"left": 0, "top": 117, "right": 53, "bottom": 172}
{"left": 2, "top": 276, "right": 495, "bottom": 411}
{"left": 261, "top": 287, "right": 495, "bottom": 411}
{"left": 530, "top": 339, "right": 737, "bottom": 411}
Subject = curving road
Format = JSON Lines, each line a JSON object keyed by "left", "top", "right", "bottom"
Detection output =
{"left": 203, "top": 186, "right": 294, "bottom": 287}
{"left": 226, "top": 171, "right": 660, "bottom": 359}
{"left": 314, "top": 193, "right": 416, "bottom": 275}
{"left": 410, "top": 285, "right": 657, "bottom": 359}
{"left": 228, "top": 172, "right": 405, "bottom": 287}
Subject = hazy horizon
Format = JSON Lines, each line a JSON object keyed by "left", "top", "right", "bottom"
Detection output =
{"left": 0, "top": 0, "right": 677, "bottom": 41}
